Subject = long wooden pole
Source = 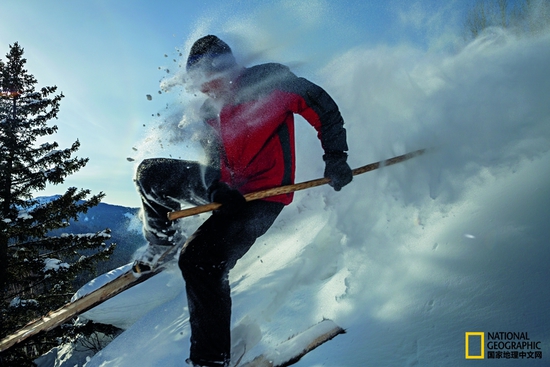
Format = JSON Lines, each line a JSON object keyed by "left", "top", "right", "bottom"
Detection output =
{"left": 167, "top": 148, "right": 425, "bottom": 221}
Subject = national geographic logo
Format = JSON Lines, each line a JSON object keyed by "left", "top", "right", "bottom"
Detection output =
{"left": 465, "top": 331, "right": 543, "bottom": 360}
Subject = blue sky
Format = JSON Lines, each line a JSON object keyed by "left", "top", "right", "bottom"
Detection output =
{"left": 0, "top": 0, "right": 480, "bottom": 207}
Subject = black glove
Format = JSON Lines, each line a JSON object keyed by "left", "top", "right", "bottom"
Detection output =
{"left": 207, "top": 179, "right": 246, "bottom": 215}
{"left": 323, "top": 151, "right": 353, "bottom": 191}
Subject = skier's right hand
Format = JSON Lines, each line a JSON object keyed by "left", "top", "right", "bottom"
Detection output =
{"left": 207, "top": 179, "right": 246, "bottom": 215}
{"left": 323, "top": 151, "right": 353, "bottom": 191}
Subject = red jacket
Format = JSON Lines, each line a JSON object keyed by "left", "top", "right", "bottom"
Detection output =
{"left": 201, "top": 63, "right": 348, "bottom": 204}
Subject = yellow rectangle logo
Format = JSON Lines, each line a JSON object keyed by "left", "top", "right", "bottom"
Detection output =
{"left": 465, "top": 332, "right": 485, "bottom": 359}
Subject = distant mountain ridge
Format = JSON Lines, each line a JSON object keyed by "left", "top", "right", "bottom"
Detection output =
{"left": 37, "top": 196, "right": 147, "bottom": 274}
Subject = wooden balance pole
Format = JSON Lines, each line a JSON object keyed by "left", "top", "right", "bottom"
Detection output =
{"left": 167, "top": 149, "right": 425, "bottom": 221}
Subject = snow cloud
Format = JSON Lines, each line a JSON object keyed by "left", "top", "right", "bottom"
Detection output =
{"left": 323, "top": 28, "right": 550, "bottom": 206}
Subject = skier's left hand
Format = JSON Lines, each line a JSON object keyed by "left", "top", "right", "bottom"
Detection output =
{"left": 208, "top": 180, "right": 246, "bottom": 215}
{"left": 323, "top": 151, "right": 353, "bottom": 191}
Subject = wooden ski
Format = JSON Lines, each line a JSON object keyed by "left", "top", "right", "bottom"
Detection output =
{"left": 0, "top": 245, "right": 179, "bottom": 352}
{"left": 168, "top": 149, "right": 425, "bottom": 221}
{"left": 238, "top": 319, "right": 345, "bottom": 367}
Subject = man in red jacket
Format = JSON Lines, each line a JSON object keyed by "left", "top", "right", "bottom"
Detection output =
{"left": 134, "top": 35, "right": 352, "bottom": 367}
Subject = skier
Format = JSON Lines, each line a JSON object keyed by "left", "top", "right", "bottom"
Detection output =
{"left": 133, "top": 35, "right": 352, "bottom": 367}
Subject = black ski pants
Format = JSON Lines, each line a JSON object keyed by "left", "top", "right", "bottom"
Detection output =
{"left": 135, "top": 158, "right": 284, "bottom": 366}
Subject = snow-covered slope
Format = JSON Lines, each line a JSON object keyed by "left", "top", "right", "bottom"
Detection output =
{"left": 41, "top": 28, "right": 550, "bottom": 367}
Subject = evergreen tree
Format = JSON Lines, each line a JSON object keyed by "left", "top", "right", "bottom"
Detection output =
{"left": 0, "top": 43, "right": 115, "bottom": 366}
{"left": 464, "top": 0, "right": 550, "bottom": 40}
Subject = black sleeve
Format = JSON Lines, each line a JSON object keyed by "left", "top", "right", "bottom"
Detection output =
{"left": 273, "top": 65, "right": 348, "bottom": 153}
{"left": 293, "top": 77, "right": 348, "bottom": 154}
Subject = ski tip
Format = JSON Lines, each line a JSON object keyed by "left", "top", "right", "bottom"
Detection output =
{"left": 131, "top": 260, "right": 150, "bottom": 278}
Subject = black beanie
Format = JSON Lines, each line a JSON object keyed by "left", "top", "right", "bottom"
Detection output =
{"left": 186, "top": 35, "right": 236, "bottom": 72}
